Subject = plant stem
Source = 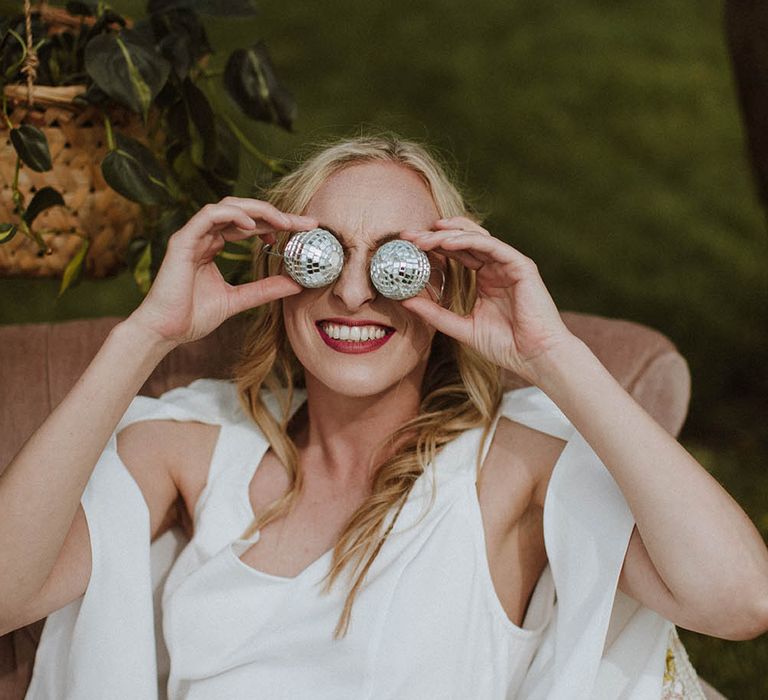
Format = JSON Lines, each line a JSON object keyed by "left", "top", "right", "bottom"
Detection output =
{"left": 103, "top": 113, "right": 115, "bottom": 150}
{"left": 12, "top": 158, "right": 49, "bottom": 252}
{"left": 219, "top": 112, "right": 288, "bottom": 175}
{"left": 11, "top": 157, "right": 25, "bottom": 216}
{"left": 1, "top": 94, "right": 13, "bottom": 129}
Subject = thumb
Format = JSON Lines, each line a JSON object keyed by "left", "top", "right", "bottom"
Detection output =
{"left": 400, "top": 296, "right": 472, "bottom": 344}
{"left": 226, "top": 275, "right": 302, "bottom": 316}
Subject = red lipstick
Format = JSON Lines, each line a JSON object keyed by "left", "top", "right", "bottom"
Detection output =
{"left": 315, "top": 320, "right": 395, "bottom": 354}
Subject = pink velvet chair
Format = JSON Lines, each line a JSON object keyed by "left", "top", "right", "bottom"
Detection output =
{"left": 0, "top": 312, "right": 725, "bottom": 699}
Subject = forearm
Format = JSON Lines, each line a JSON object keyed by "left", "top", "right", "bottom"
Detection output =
{"left": 0, "top": 319, "right": 177, "bottom": 610}
{"left": 529, "top": 335, "right": 768, "bottom": 613}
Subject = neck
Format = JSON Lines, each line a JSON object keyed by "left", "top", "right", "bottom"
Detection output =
{"left": 294, "top": 372, "right": 424, "bottom": 488}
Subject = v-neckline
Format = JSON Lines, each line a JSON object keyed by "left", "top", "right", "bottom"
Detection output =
{"left": 229, "top": 386, "right": 537, "bottom": 583}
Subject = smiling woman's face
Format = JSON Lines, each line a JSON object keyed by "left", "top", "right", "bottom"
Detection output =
{"left": 282, "top": 160, "right": 444, "bottom": 399}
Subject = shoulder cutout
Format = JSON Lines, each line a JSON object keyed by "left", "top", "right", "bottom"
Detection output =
{"left": 479, "top": 416, "right": 568, "bottom": 520}
{"left": 115, "top": 419, "right": 222, "bottom": 542}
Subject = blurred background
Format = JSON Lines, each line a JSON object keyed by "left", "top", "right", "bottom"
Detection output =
{"left": 1, "top": 0, "right": 766, "bottom": 695}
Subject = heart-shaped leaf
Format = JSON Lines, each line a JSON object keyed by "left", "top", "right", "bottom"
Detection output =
{"left": 224, "top": 41, "right": 296, "bottom": 131}
{"left": 0, "top": 223, "right": 17, "bottom": 243}
{"left": 151, "top": 9, "right": 211, "bottom": 80}
{"left": 23, "top": 186, "right": 65, "bottom": 225}
{"left": 58, "top": 237, "right": 90, "bottom": 297}
{"left": 158, "top": 30, "right": 193, "bottom": 81}
{"left": 10, "top": 125, "right": 52, "bottom": 172}
{"left": 84, "top": 30, "right": 170, "bottom": 121}
{"left": 101, "top": 132, "right": 173, "bottom": 205}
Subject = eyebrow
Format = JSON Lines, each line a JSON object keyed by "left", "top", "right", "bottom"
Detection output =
{"left": 319, "top": 225, "right": 401, "bottom": 251}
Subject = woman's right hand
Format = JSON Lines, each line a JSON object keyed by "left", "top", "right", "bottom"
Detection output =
{"left": 128, "top": 197, "right": 317, "bottom": 347}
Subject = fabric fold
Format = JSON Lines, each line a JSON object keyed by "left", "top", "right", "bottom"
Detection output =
{"left": 26, "top": 380, "right": 235, "bottom": 700}
{"left": 506, "top": 389, "right": 672, "bottom": 699}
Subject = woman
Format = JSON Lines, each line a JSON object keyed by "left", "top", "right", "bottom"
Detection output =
{"left": 1, "top": 135, "right": 766, "bottom": 699}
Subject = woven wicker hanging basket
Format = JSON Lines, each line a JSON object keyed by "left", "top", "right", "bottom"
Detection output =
{"left": 0, "top": 5, "right": 146, "bottom": 278}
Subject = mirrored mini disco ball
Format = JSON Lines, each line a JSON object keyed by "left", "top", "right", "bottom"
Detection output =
{"left": 369, "top": 240, "right": 431, "bottom": 300}
{"left": 283, "top": 228, "right": 343, "bottom": 288}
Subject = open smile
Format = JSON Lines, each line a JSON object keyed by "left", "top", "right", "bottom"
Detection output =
{"left": 315, "top": 318, "right": 396, "bottom": 354}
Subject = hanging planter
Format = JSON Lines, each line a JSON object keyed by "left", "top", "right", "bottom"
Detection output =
{"left": 0, "top": 1, "right": 298, "bottom": 295}
{"left": 0, "top": 83, "right": 145, "bottom": 281}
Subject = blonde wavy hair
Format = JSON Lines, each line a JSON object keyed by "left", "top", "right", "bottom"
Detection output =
{"left": 231, "top": 133, "right": 503, "bottom": 638}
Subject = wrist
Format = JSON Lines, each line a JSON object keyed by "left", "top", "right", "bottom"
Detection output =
{"left": 115, "top": 316, "right": 180, "bottom": 359}
{"left": 522, "top": 333, "right": 595, "bottom": 393}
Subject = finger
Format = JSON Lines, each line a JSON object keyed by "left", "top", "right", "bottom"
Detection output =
{"left": 403, "top": 229, "right": 494, "bottom": 263}
{"left": 218, "top": 197, "right": 318, "bottom": 233}
{"left": 402, "top": 227, "right": 480, "bottom": 242}
{"left": 430, "top": 247, "right": 483, "bottom": 270}
{"left": 399, "top": 295, "right": 473, "bottom": 344}
{"left": 217, "top": 223, "right": 267, "bottom": 243}
{"left": 401, "top": 229, "right": 486, "bottom": 269}
{"left": 415, "top": 231, "right": 533, "bottom": 271}
{"left": 172, "top": 204, "right": 257, "bottom": 247}
{"left": 434, "top": 216, "right": 489, "bottom": 235}
{"left": 226, "top": 274, "right": 303, "bottom": 316}
{"left": 215, "top": 222, "right": 280, "bottom": 246}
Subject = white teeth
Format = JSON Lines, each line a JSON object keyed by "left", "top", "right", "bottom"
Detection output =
{"left": 321, "top": 323, "right": 390, "bottom": 342}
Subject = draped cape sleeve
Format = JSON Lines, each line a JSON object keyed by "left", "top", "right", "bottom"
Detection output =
{"left": 25, "top": 379, "right": 245, "bottom": 700}
{"left": 497, "top": 387, "right": 674, "bottom": 699}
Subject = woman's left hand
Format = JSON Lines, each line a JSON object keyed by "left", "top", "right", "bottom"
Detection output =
{"left": 399, "top": 217, "right": 577, "bottom": 384}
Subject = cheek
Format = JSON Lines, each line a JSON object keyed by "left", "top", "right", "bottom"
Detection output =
{"left": 400, "top": 313, "right": 436, "bottom": 358}
{"left": 282, "top": 292, "right": 322, "bottom": 346}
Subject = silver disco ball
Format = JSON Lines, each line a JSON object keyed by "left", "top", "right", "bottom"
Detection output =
{"left": 283, "top": 228, "right": 343, "bottom": 288}
{"left": 369, "top": 240, "right": 431, "bottom": 300}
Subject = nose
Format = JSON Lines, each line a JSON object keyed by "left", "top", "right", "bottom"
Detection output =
{"left": 331, "top": 254, "right": 376, "bottom": 311}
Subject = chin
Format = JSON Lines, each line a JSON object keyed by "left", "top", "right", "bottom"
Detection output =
{"left": 301, "top": 351, "right": 426, "bottom": 399}
{"left": 288, "top": 334, "right": 428, "bottom": 400}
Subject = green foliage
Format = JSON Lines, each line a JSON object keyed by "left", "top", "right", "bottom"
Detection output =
{"left": 58, "top": 236, "right": 89, "bottom": 296}
{"left": 23, "top": 187, "right": 65, "bottom": 225}
{"left": 224, "top": 41, "right": 297, "bottom": 131}
{"left": 101, "top": 132, "right": 173, "bottom": 204}
{"left": 84, "top": 30, "right": 171, "bottom": 121}
{"left": 0, "top": 0, "right": 296, "bottom": 292}
{"left": 0, "top": 222, "right": 17, "bottom": 242}
{"left": 9, "top": 124, "right": 52, "bottom": 171}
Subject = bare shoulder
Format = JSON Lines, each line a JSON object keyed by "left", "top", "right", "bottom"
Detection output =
{"left": 116, "top": 419, "right": 221, "bottom": 540}
{"left": 479, "top": 416, "right": 568, "bottom": 521}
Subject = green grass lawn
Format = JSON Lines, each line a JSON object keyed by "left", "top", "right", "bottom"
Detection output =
{"left": 2, "top": 0, "right": 766, "bottom": 695}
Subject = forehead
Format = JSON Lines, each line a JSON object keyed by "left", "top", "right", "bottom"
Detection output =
{"left": 303, "top": 161, "right": 439, "bottom": 245}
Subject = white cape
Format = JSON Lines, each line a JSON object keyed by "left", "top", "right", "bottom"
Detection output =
{"left": 25, "top": 379, "right": 673, "bottom": 699}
